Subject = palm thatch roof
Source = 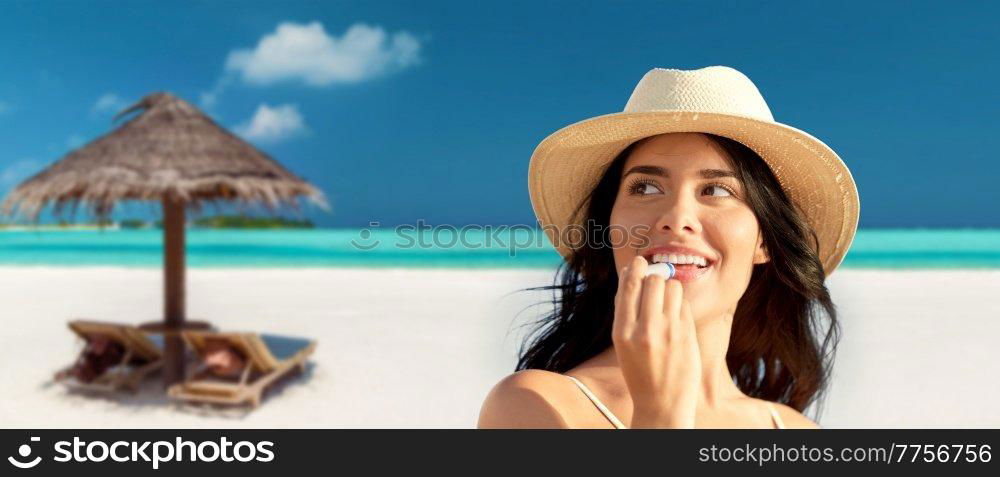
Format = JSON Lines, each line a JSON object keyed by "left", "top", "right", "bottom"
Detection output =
{"left": 1, "top": 92, "right": 326, "bottom": 219}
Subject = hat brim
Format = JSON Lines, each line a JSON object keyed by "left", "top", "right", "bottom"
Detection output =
{"left": 528, "top": 110, "right": 860, "bottom": 276}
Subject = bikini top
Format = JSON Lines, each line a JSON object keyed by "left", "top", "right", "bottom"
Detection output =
{"left": 566, "top": 375, "right": 786, "bottom": 429}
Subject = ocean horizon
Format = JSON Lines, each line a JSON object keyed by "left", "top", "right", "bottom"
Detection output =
{"left": 0, "top": 228, "right": 998, "bottom": 269}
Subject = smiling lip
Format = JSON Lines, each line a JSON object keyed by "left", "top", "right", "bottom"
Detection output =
{"left": 640, "top": 245, "right": 716, "bottom": 283}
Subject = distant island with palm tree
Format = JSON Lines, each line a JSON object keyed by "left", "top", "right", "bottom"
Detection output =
{"left": 125, "top": 215, "right": 314, "bottom": 229}
{"left": 1, "top": 215, "right": 314, "bottom": 230}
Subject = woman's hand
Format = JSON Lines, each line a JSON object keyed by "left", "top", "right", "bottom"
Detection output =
{"left": 613, "top": 255, "right": 701, "bottom": 428}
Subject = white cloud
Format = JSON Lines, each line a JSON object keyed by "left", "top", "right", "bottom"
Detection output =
{"left": 199, "top": 81, "right": 223, "bottom": 109}
{"left": 234, "top": 103, "right": 306, "bottom": 143}
{"left": 1, "top": 159, "right": 44, "bottom": 193}
{"left": 93, "top": 93, "right": 129, "bottom": 114}
{"left": 225, "top": 21, "right": 422, "bottom": 87}
{"left": 67, "top": 134, "right": 86, "bottom": 149}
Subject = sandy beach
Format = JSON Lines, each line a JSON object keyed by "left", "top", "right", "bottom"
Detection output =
{"left": 1, "top": 267, "right": 998, "bottom": 428}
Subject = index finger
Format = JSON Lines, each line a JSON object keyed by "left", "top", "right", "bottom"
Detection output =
{"left": 613, "top": 255, "right": 647, "bottom": 339}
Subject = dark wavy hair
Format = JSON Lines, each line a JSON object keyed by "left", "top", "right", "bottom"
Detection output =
{"left": 517, "top": 133, "right": 840, "bottom": 416}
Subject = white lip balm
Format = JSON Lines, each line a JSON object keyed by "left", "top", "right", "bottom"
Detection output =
{"left": 644, "top": 262, "right": 676, "bottom": 280}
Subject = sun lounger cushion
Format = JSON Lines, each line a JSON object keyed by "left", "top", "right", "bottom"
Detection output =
{"left": 259, "top": 335, "right": 313, "bottom": 361}
{"left": 146, "top": 333, "right": 165, "bottom": 350}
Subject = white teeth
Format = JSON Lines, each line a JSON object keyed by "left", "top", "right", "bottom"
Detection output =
{"left": 650, "top": 253, "right": 709, "bottom": 267}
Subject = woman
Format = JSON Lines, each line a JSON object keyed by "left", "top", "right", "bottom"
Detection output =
{"left": 478, "top": 66, "right": 860, "bottom": 428}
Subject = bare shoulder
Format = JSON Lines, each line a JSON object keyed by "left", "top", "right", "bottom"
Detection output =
{"left": 477, "top": 369, "right": 579, "bottom": 428}
{"left": 772, "top": 402, "right": 822, "bottom": 429}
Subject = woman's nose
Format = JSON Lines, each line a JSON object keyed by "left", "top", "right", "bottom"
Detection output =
{"left": 652, "top": 193, "right": 701, "bottom": 235}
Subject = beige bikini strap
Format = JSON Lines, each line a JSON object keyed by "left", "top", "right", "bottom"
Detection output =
{"left": 566, "top": 375, "right": 627, "bottom": 429}
{"left": 766, "top": 402, "right": 786, "bottom": 429}
{"left": 568, "top": 375, "right": 785, "bottom": 429}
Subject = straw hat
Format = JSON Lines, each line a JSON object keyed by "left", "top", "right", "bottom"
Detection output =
{"left": 528, "top": 66, "right": 859, "bottom": 276}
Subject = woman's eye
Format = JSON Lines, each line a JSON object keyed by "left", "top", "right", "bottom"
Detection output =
{"left": 629, "top": 181, "right": 663, "bottom": 195}
{"left": 703, "top": 184, "right": 732, "bottom": 197}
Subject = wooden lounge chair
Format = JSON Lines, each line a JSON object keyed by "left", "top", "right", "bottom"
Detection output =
{"left": 54, "top": 320, "right": 165, "bottom": 393}
{"left": 167, "top": 331, "right": 316, "bottom": 408}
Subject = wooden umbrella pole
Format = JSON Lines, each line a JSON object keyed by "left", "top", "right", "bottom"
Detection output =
{"left": 162, "top": 197, "right": 186, "bottom": 387}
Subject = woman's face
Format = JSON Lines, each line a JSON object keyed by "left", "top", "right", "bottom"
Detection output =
{"left": 609, "top": 133, "right": 769, "bottom": 321}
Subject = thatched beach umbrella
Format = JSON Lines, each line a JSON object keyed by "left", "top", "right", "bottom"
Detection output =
{"left": 1, "top": 92, "right": 325, "bottom": 386}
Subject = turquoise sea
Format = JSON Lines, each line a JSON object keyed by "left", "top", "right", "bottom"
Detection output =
{"left": 0, "top": 228, "right": 997, "bottom": 269}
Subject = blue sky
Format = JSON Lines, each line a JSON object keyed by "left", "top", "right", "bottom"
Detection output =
{"left": 0, "top": 0, "right": 996, "bottom": 228}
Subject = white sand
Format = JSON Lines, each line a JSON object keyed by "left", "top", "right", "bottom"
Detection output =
{"left": 0, "top": 267, "right": 997, "bottom": 428}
